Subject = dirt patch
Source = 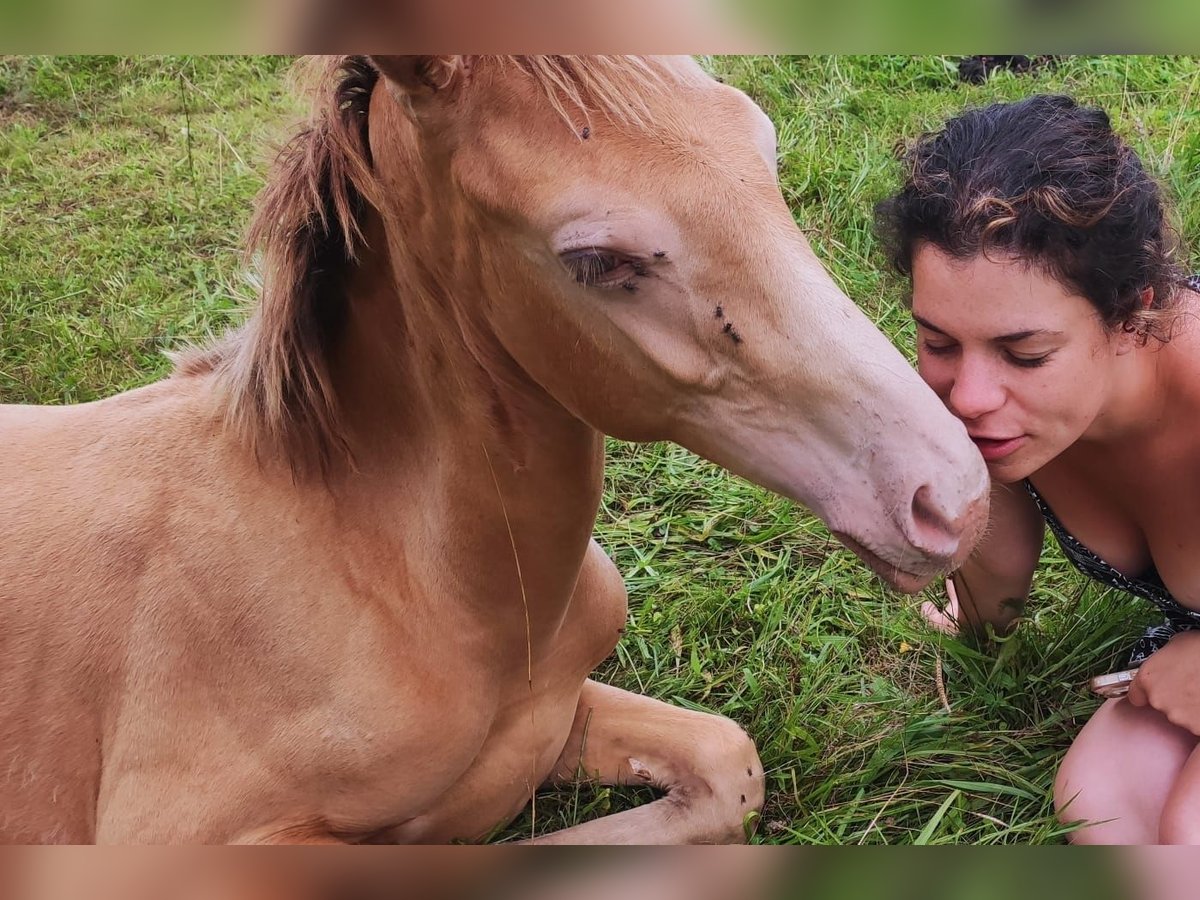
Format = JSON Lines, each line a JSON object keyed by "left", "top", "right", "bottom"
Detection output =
{"left": 0, "top": 91, "right": 77, "bottom": 132}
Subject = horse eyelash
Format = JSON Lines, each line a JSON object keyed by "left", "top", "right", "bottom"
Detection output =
{"left": 561, "top": 249, "right": 627, "bottom": 287}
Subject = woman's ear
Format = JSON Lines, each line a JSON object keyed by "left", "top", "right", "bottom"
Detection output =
{"left": 1116, "top": 287, "right": 1155, "bottom": 353}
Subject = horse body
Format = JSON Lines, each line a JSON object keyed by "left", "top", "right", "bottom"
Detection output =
{"left": 1, "top": 365, "right": 625, "bottom": 843}
{"left": 1, "top": 55, "right": 989, "bottom": 843}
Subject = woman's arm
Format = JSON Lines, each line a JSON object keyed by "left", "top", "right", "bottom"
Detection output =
{"left": 926, "top": 481, "right": 1045, "bottom": 635}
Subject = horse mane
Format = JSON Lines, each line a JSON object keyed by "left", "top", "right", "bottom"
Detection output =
{"left": 175, "top": 55, "right": 678, "bottom": 479}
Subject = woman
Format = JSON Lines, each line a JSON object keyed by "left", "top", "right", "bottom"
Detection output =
{"left": 875, "top": 93, "right": 1200, "bottom": 844}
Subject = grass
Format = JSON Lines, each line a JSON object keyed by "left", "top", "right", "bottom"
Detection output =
{"left": 3, "top": 54, "right": 1197, "bottom": 845}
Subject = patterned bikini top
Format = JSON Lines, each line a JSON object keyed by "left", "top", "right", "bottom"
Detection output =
{"left": 1023, "top": 480, "right": 1200, "bottom": 664}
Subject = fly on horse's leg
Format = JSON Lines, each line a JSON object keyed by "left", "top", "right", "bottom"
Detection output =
{"left": 529, "top": 679, "right": 765, "bottom": 844}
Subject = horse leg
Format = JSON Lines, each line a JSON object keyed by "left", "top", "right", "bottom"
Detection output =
{"left": 530, "top": 678, "right": 764, "bottom": 844}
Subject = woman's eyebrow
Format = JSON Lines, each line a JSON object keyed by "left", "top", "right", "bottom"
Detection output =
{"left": 912, "top": 314, "right": 1063, "bottom": 343}
{"left": 912, "top": 314, "right": 948, "bottom": 335}
{"left": 993, "top": 328, "right": 1064, "bottom": 344}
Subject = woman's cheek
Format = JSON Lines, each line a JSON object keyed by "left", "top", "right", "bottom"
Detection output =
{"left": 916, "top": 354, "right": 952, "bottom": 395}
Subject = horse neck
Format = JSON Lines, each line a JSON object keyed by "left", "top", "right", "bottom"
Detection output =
{"left": 328, "top": 212, "right": 608, "bottom": 612}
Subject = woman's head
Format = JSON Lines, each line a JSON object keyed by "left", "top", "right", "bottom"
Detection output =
{"left": 876, "top": 95, "right": 1189, "bottom": 481}
{"left": 876, "top": 93, "right": 1185, "bottom": 340}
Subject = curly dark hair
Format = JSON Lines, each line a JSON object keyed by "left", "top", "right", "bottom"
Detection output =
{"left": 875, "top": 94, "right": 1188, "bottom": 341}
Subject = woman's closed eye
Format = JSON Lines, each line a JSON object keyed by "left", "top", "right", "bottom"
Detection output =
{"left": 921, "top": 339, "right": 1051, "bottom": 369}
{"left": 1004, "top": 350, "right": 1052, "bottom": 368}
{"left": 921, "top": 339, "right": 958, "bottom": 357}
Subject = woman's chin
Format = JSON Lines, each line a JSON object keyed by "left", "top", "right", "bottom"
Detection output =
{"left": 985, "top": 463, "right": 1028, "bottom": 484}
{"left": 981, "top": 446, "right": 1041, "bottom": 484}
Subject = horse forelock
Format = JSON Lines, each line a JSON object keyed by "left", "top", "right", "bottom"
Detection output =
{"left": 502, "top": 56, "right": 683, "bottom": 131}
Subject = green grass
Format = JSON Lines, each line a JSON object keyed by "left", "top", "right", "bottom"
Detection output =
{"left": 4, "top": 55, "right": 1197, "bottom": 845}
{"left": 0, "top": 55, "right": 296, "bottom": 401}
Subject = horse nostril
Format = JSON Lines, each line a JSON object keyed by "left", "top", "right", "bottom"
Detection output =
{"left": 909, "top": 483, "right": 989, "bottom": 561}
{"left": 910, "top": 484, "right": 957, "bottom": 549}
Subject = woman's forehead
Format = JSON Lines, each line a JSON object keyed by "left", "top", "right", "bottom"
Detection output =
{"left": 911, "top": 246, "right": 1099, "bottom": 332}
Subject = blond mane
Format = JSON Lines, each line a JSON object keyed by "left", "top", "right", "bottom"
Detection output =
{"left": 176, "top": 55, "right": 679, "bottom": 478}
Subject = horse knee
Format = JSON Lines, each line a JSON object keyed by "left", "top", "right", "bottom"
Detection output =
{"left": 683, "top": 714, "right": 764, "bottom": 821}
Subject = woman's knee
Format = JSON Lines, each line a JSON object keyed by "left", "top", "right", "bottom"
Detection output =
{"left": 1156, "top": 752, "right": 1200, "bottom": 844}
{"left": 1054, "top": 736, "right": 1111, "bottom": 834}
{"left": 1157, "top": 804, "right": 1200, "bottom": 844}
{"left": 1054, "top": 699, "right": 1192, "bottom": 843}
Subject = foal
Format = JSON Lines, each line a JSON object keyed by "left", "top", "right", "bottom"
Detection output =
{"left": 0, "top": 56, "right": 988, "bottom": 843}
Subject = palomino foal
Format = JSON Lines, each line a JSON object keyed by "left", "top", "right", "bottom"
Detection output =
{"left": 0, "top": 56, "right": 988, "bottom": 844}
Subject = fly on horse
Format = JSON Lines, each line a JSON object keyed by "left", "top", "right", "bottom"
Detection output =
{"left": 0, "top": 55, "right": 989, "bottom": 843}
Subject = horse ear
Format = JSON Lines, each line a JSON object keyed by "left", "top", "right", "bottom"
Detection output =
{"left": 369, "top": 56, "right": 465, "bottom": 97}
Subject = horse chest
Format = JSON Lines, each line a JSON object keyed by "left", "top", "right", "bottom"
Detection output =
{"left": 377, "top": 677, "right": 587, "bottom": 843}
{"left": 368, "top": 541, "right": 629, "bottom": 842}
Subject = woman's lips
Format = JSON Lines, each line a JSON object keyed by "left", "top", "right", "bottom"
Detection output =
{"left": 970, "top": 434, "right": 1027, "bottom": 462}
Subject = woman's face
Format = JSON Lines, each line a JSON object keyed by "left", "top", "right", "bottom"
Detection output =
{"left": 911, "top": 244, "right": 1130, "bottom": 483}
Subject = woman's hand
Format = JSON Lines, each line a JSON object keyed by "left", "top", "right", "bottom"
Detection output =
{"left": 1127, "top": 630, "right": 1200, "bottom": 736}
{"left": 920, "top": 577, "right": 963, "bottom": 635}
{"left": 920, "top": 573, "right": 1025, "bottom": 637}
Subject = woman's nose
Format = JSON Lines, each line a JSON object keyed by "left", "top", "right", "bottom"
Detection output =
{"left": 947, "top": 356, "right": 1006, "bottom": 421}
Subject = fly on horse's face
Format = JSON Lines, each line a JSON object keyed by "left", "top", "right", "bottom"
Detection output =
{"left": 368, "top": 55, "right": 989, "bottom": 591}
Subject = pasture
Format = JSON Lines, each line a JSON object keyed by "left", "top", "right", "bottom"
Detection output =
{"left": 3, "top": 54, "right": 1199, "bottom": 844}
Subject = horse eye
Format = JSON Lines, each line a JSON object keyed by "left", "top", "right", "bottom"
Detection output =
{"left": 561, "top": 248, "right": 626, "bottom": 286}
